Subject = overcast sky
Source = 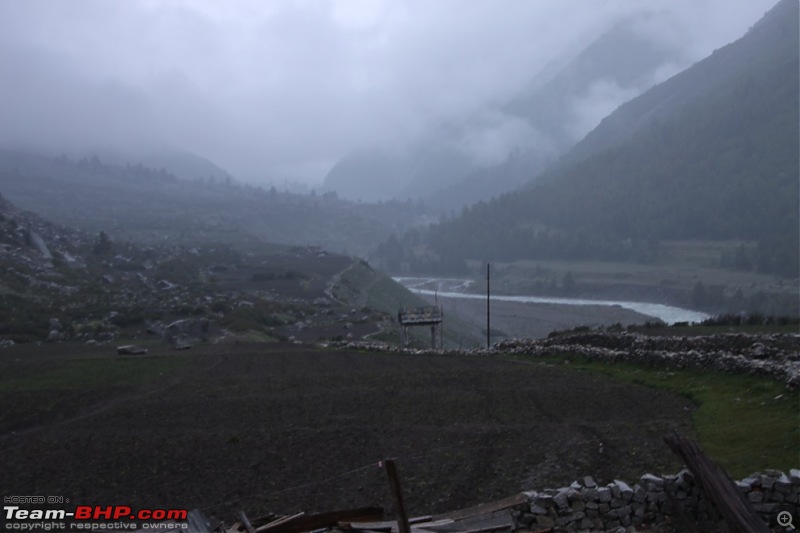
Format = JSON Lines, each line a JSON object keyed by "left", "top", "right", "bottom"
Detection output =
{"left": 0, "top": 0, "right": 777, "bottom": 185}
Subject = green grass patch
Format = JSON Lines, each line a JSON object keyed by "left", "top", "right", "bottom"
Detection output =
{"left": 0, "top": 355, "right": 188, "bottom": 392}
{"left": 521, "top": 355, "right": 799, "bottom": 477}
{"left": 339, "top": 261, "right": 482, "bottom": 349}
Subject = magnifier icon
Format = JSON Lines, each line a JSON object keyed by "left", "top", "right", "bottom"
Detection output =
{"left": 778, "top": 511, "right": 795, "bottom": 530}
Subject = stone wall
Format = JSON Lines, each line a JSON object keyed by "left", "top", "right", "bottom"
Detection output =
{"left": 513, "top": 469, "right": 800, "bottom": 532}
{"left": 494, "top": 332, "right": 800, "bottom": 389}
{"left": 335, "top": 332, "right": 800, "bottom": 388}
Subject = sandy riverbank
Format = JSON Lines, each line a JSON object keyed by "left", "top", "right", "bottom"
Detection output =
{"left": 417, "top": 292, "right": 654, "bottom": 340}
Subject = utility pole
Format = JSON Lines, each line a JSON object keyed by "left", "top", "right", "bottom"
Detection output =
{"left": 486, "top": 262, "right": 490, "bottom": 350}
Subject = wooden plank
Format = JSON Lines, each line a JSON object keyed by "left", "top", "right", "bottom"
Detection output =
{"left": 458, "top": 525, "right": 512, "bottom": 533}
{"left": 256, "top": 512, "right": 306, "bottom": 533}
{"left": 250, "top": 514, "right": 279, "bottom": 528}
{"left": 664, "top": 433, "right": 770, "bottom": 533}
{"left": 404, "top": 519, "right": 453, "bottom": 529}
{"left": 384, "top": 459, "right": 411, "bottom": 533}
{"left": 430, "top": 493, "right": 527, "bottom": 522}
{"left": 343, "top": 520, "right": 394, "bottom": 531}
{"left": 186, "top": 509, "right": 216, "bottom": 533}
{"left": 339, "top": 521, "right": 397, "bottom": 531}
{"left": 257, "top": 507, "right": 385, "bottom": 533}
{"left": 422, "top": 510, "right": 513, "bottom": 533}
{"left": 345, "top": 518, "right": 454, "bottom": 533}
{"left": 240, "top": 511, "right": 256, "bottom": 533}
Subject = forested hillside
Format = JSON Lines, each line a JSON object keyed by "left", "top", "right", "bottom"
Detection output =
{"left": 379, "top": 0, "right": 799, "bottom": 279}
{"left": 0, "top": 150, "right": 432, "bottom": 256}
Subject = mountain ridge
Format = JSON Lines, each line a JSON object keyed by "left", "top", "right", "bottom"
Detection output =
{"left": 377, "top": 0, "right": 799, "bottom": 280}
{"left": 323, "top": 19, "right": 687, "bottom": 208}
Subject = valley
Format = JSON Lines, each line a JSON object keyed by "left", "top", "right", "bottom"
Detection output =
{"left": 0, "top": 2, "right": 797, "bottom": 531}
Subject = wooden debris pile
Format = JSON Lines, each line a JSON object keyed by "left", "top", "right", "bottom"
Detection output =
{"left": 220, "top": 494, "right": 533, "bottom": 533}
{"left": 187, "top": 435, "right": 783, "bottom": 533}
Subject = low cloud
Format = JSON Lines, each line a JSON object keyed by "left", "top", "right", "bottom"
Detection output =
{"left": 0, "top": 0, "right": 776, "bottom": 184}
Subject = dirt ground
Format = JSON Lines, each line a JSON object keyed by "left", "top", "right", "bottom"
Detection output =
{"left": 0, "top": 341, "right": 695, "bottom": 522}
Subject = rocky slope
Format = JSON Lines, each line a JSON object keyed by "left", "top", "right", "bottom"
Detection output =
{"left": 0, "top": 193, "right": 406, "bottom": 346}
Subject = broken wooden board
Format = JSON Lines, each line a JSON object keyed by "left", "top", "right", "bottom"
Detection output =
{"left": 346, "top": 494, "right": 526, "bottom": 533}
{"left": 429, "top": 493, "right": 527, "bottom": 523}
{"left": 252, "top": 507, "right": 384, "bottom": 533}
{"left": 664, "top": 433, "right": 770, "bottom": 533}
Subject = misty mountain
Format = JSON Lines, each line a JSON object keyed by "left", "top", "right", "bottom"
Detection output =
{"left": 555, "top": 0, "right": 799, "bottom": 171}
{"left": 505, "top": 21, "right": 679, "bottom": 155}
{"left": 2, "top": 141, "right": 236, "bottom": 184}
{"left": 380, "top": 0, "right": 798, "bottom": 277}
{"left": 95, "top": 146, "right": 235, "bottom": 183}
{"left": 0, "top": 150, "right": 432, "bottom": 256}
{"left": 322, "top": 145, "right": 474, "bottom": 203}
{"left": 324, "top": 19, "right": 685, "bottom": 209}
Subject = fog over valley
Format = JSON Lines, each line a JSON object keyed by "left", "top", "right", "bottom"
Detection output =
{"left": 0, "top": 2, "right": 799, "bottom": 527}
{"left": 0, "top": 0, "right": 796, "bottom": 330}
{"left": 0, "top": 0, "right": 775, "bottom": 185}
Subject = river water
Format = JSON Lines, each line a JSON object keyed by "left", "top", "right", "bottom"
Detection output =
{"left": 395, "top": 277, "right": 710, "bottom": 325}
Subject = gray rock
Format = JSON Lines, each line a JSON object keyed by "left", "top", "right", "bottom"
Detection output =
{"left": 597, "top": 488, "right": 612, "bottom": 503}
{"left": 146, "top": 320, "right": 165, "bottom": 336}
{"left": 117, "top": 345, "right": 147, "bottom": 355}
{"left": 163, "top": 318, "right": 217, "bottom": 346}
{"left": 751, "top": 502, "right": 778, "bottom": 513}
{"left": 614, "top": 480, "right": 633, "bottom": 497}
{"left": 554, "top": 489, "right": 570, "bottom": 510}
{"left": 46, "top": 329, "right": 64, "bottom": 342}
{"left": 641, "top": 473, "right": 663, "bottom": 488}
{"left": 529, "top": 504, "right": 547, "bottom": 515}
{"left": 775, "top": 473, "right": 793, "bottom": 492}
{"left": 747, "top": 491, "right": 764, "bottom": 503}
{"left": 632, "top": 486, "right": 647, "bottom": 503}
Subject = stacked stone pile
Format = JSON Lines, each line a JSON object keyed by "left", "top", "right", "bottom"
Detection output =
{"left": 494, "top": 332, "right": 800, "bottom": 389}
{"left": 329, "top": 340, "right": 400, "bottom": 352}
{"left": 513, "top": 469, "right": 800, "bottom": 532}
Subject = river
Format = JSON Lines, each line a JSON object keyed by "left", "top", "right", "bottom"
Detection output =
{"left": 395, "top": 276, "right": 710, "bottom": 325}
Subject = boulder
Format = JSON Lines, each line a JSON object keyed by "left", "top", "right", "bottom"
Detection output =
{"left": 46, "top": 329, "right": 64, "bottom": 342}
{"left": 162, "top": 318, "right": 218, "bottom": 347}
{"left": 146, "top": 320, "right": 166, "bottom": 336}
{"left": 117, "top": 345, "right": 147, "bottom": 355}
